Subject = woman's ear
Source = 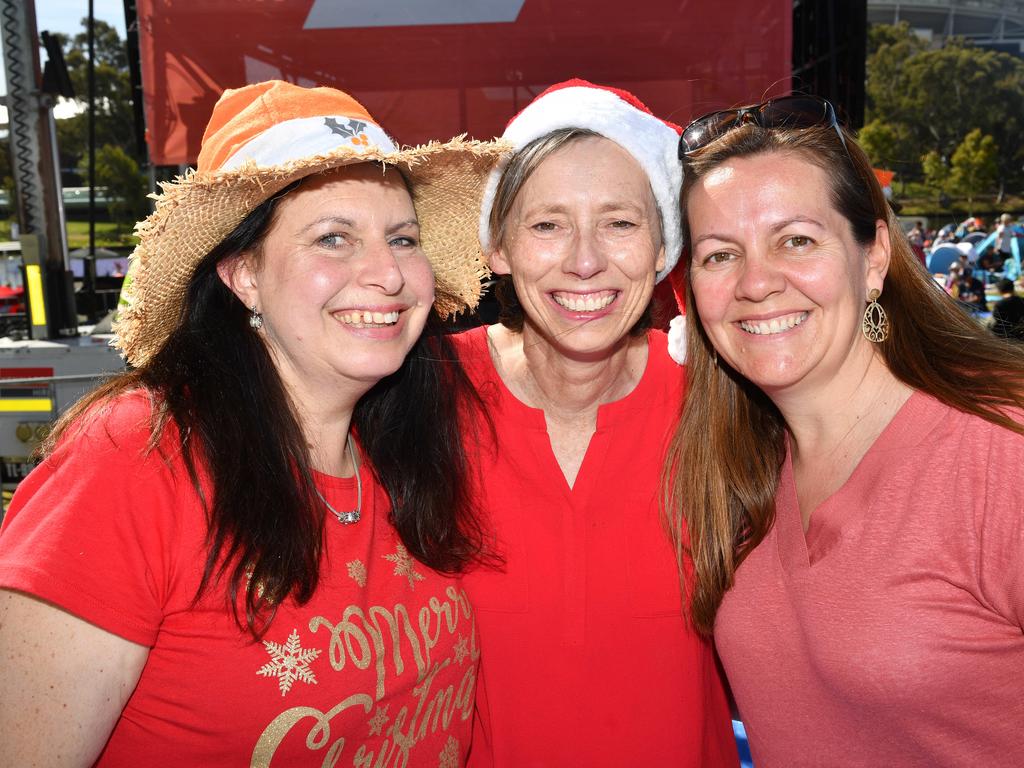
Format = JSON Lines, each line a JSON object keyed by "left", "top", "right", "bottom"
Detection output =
{"left": 866, "top": 219, "right": 892, "bottom": 294}
{"left": 489, "top": 248, "right": 511, "bottom": 276}
{"left": 216, "top": 253, "right": 259, "bottom": 309}
{"left": 655, "top": 243, "right": 667, "bottom": 274}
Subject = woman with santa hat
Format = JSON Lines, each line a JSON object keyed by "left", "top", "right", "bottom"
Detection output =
{"left": 454, "top": 79, "right": 737, "bottom": 767}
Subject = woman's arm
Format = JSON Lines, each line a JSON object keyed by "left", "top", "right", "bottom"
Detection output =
{"left": 0, "top": 589, "right": 149, "bottom": 768}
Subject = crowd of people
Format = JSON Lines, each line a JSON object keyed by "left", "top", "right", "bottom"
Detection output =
{"left": 906, "top": 214, "right": 1024, "bottom": 338}
{"left": 0, "top": 78, "right": 1022, "bottom": 768}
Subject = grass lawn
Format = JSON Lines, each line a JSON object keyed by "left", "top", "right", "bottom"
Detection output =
{"left": 63, "top": 220, "right": 137, "bottom": 250}
{"left": 890, "top": 184, "right": 1024, "bottom": 220}
{"left": 0, "top": 219, "right": 137, "bottom": 250}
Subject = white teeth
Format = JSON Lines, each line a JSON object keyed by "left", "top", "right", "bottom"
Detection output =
{"left": 553, "top": 292, "right": 616, "bottom": 312}
{"left": 338, "top": 310, "right": 400, "bottom": 327}
{"left": 739, "top": 312, "right": 808, "bottom": 335}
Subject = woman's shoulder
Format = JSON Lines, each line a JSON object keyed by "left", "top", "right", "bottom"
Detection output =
{"left": 910, "top": 391, "right": 1024, "bottom": 456}
{"left": 49, "top": 389, "right": 180, "bottom": 467}
{"left": 449, "top": 325, "right": 497, "bottom": 382}
{"left": 642, "top": 328, "right": 684, "bottom": 385}
{"left": 448, "top": 325, "right": 489, "bottom": 355}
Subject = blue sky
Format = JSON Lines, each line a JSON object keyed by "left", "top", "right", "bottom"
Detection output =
{"left": 1, "top": 0, "right": 127, "bottom": 96}
{"left": 37, "top": 0, "right": 127, "bottom": 38}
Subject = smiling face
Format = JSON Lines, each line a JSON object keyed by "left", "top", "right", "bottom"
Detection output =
{"left": 220, "top": 163, "right": 434, "bottom": 406}
{"left": 491, "top": 135, "right": 665, "bottom": 360}
{"left": 686, "top": 150, "right": 890, "bottom": 398}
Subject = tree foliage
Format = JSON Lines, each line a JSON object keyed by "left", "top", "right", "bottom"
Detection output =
{"left": 77, "top": 144, "right": 148, "bottom": 233}
{"left": 921, "top": 149, "right": 949, "bottom": 196}
{"left": 864, "top": 23, "right": 1024, "bottom": 198}
{"left": 51, "top": 19, "right": 139, "bottom": 180}
{"left": 949, "top": 129, "right": 998, "bottom": 210}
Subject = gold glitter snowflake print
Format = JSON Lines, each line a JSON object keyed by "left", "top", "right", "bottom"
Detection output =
{"left": 257, "top": 628, "right": 321, "bottom": 696}
{"left": 438, "top": 735, "right": 460, "bottom": 768}
{"left": 453, "top": 634, "right": 470, "bottom": 665}
{"left": 383, "top": 543, "right": 425, "bottom": 589}
{"left": 347, "top": 559, "right": 367, "bottom": 587}
{"left": 367, "top": 704, "right": 389, "bottom": 737}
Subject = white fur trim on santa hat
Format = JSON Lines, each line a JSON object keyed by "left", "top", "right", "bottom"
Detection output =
{"left": 479, "top": 84, "right": 683, "bottom": 283}
{"left": 667, "top": 313, "right": 687, "bottom": 365}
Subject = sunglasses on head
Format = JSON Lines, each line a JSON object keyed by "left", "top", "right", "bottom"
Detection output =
{"left": 678, "top": 95, "right": 846, "bottom": 158}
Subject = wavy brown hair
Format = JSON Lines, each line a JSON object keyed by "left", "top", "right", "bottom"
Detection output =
{"left": 664, "top": 122, "right": 1024, "bottom": 635}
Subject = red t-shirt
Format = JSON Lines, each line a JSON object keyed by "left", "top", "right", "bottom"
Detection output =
{"left": 0, "top": 391, "right": 477, "bottom": 767}
{"left": 716, "top": 391, "right": 1024, "bottom": 767}
{"left": 453, "top": 327, "right": 737, "bottom": 768}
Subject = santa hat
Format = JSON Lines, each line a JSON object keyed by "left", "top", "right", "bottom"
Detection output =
{"left": 478, "top": 78, "right": 684, "bottom": 283}
{"left": 666, "top": 264, "right": 688, "bottom": 364}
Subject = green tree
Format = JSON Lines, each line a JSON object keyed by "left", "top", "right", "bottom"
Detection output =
{"left": 865, "top": 25, "right": 1024, "bottom": 195}
{"left": 948, "top": 129, "right": 998, "bottom": 212}
{"left": 78, "top": 144, "right": 147, "bottom": 235}
{"left": 866, "top": 22, "right": 927, "bottom": 124}
{"left": 858, "top": 118, "right": 916, "bottom": 193}
{"left": 921, "top": 149, "right": 950, "bottom": 198}
{"left": 52, "top": 19, "right": 140, "bottom": 178}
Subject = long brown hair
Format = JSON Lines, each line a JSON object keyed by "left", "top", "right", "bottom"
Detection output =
{"left": 664, "top": 123, "right": 1024, "bottom": 635}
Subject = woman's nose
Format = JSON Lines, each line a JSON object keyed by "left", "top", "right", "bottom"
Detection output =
{"left": 563, "top": 228, "right": 607, "bottom": 279}
{"left": 359, "top": 241, "right": 406, "bottom": 294}
{"left": 734, "top": 252, "right": 785, "bottom": 302}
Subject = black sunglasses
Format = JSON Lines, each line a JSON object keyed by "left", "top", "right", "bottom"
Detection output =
{"left": 678, "top": 96, "right": 846, "bottom": 158}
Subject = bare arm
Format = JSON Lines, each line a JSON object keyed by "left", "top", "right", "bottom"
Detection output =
{"left": 0, "top": 589, "right": 149, "bottom": 767}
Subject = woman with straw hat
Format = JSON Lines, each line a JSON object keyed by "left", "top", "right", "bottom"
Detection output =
{"left": 0, "top": 80, "right": 505, "bottom": 766}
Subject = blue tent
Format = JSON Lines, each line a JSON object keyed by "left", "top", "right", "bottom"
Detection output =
{"left": 926, "top": 245, "right": 963, "bottom": 275}
{"left": 974, "top": 227, "right": 1023, "bottom": 281}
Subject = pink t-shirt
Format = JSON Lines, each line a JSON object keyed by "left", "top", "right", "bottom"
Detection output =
{"left": 0, "top": 392, "right": 477, "bottom": 767}
{"left": 715, "top": 391, "right": 1024, "bottom": 767}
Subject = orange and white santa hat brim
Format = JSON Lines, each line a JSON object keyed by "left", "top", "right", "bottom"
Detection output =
{"left": 115, "top": 80, "right": 509, "bottom": 368}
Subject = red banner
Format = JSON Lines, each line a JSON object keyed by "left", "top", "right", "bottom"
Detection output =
{"left": 137, "top": 0, "right": 792, "bottom": 165}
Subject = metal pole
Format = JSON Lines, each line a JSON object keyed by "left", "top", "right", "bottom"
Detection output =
{"left": 88, "top": 0, "right": 95, "bottom": 264}
{"left": 0, "top": 0, "right": 76, "bottom": 338}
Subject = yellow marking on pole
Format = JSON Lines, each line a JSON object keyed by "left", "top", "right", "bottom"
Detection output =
{"left": 0, "top": 398, "right": 53, "bottom": 412}
{"left": 25, "top": 264, "right": 47, "bottom": 326}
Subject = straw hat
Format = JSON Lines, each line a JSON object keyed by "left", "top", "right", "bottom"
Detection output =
{"left": 115, "top": 80, "right": 509, "bottom": 367}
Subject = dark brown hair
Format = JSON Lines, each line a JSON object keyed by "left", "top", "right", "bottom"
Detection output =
{"left": 43, "top": 174, "right": 488, "bottom": 638}
{"left": 665, "top": 123, "right": 1024, "bottom": 635}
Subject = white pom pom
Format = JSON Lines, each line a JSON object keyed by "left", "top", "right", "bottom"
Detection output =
{"left": 667, "top": 314, "right": 687, "bottom": 365}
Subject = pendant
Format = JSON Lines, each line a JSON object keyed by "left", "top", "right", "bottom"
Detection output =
{"left": 331, "top": 508, "right": 361, "bottom": 525}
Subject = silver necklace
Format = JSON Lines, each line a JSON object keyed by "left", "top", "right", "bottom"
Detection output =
{"left": 318, "top": 433, "right": 361, "bottom": 525}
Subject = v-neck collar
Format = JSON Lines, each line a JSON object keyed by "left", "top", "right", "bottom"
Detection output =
{"left": 775, "top": 390, "right": 948, "bottom": 570}
{"left": 482, "top": 330, "right": 666, "bottom": 499}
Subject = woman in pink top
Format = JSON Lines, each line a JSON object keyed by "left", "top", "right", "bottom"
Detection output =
{"left": 664, "top": 97, "right": 1024, "bottom": 766}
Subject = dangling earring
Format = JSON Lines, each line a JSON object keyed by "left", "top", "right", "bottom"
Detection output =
{"left": 862, "top": 289, "right": 889, "bottom": 342}
{"left": 249, "top": 305, "right": 263, "bottom": 330}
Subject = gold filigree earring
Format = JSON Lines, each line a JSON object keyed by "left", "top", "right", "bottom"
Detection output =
{"left": 862, "top": 289, "right": 889, "bottom": 342}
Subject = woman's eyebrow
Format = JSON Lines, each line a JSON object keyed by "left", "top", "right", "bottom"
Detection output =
{"left": 296, "top": 215, "right": 356, "bottom": 235}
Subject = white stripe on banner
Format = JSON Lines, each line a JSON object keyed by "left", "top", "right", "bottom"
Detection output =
{"left": 303, "top": 0, "right": 525, "bottom": 29}
{"left": 222, "top": 116, "right": 397, "bottom": 170}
